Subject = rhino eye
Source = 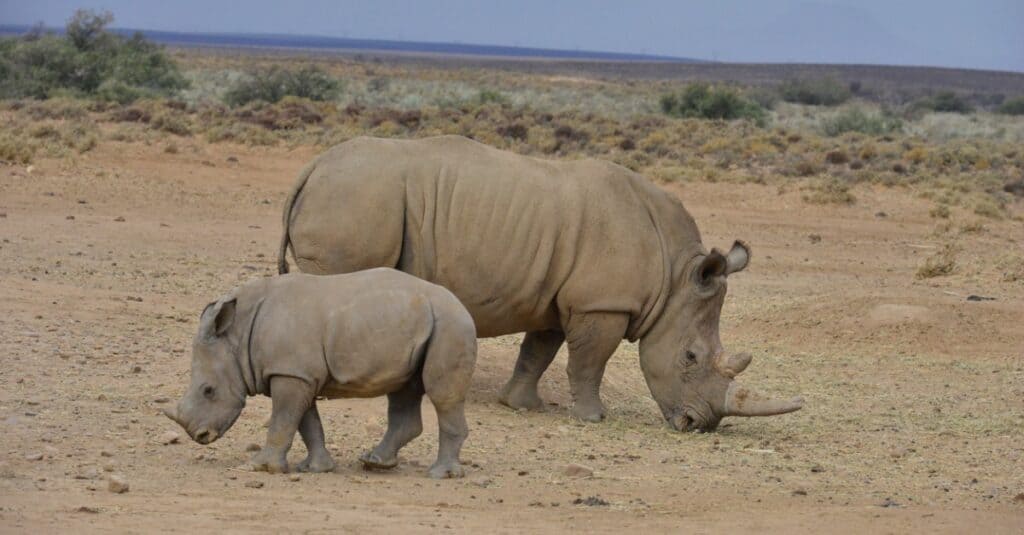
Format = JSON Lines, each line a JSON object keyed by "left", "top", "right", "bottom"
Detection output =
{"left": 684, "top": 351, "right": 698, "bottom": 364}
{"left": 203, "top": 385, "right": 215, "bottom": 399}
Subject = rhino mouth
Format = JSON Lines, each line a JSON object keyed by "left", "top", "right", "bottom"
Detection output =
{"left": 669, "top": 408, "right": 719, "bottom": 433}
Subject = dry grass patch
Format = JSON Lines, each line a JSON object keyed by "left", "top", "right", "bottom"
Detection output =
{"left": 916, "top": 243, "right": 958, "bottom": 279}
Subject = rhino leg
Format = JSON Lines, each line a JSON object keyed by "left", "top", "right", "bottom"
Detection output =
{"left": 565, "top": 313, "right": 629, "bottom": 423}
{"left": 360, "top": 380, "right": 424, "bottom": 470}
{"left": 428, "top": 401, "right": 468, "bottom": 479}
{"left": 296, "top": 403, "right": 336, "bottom": 473}
{"left": 498, "top": 329, "right": 565, "bottom": 411}
{"left": 250, "top": 376, "right": 314, "bottom": 474}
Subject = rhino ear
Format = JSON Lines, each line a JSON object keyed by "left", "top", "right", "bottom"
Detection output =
{"left": 725, "top": 240, "right": 750, "bottom": 275}
{"left": 695, "top": 250, "right": 728, "bottom": 288}
{"left": 199, "top": 298, "right": 237, "bottom": 339}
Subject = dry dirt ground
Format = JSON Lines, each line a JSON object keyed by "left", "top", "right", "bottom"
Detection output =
{"left": 0, "top": 139, "right": 1022, "bottom": 533}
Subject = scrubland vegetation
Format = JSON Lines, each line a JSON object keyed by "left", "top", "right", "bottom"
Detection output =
{"left": 2, "top": 11, "right": 1023, "bottom": 241}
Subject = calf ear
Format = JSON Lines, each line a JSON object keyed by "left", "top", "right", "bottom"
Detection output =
{"left": 199, "top": 298, "right": 237, "bottom": 338}
{"left": 725, "top": 240, "right": 750, "bottom": 275}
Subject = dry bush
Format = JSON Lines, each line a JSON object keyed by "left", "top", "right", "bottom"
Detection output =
{"left": 801, "top": 177, "right": 855, "bottom": 205}
{"left": 825, "top": 149, "right": 849, "bottom": 164}
{"left": 915, "top": 243, "right": 958, "bottom": 279}
{"left": 0, "top": 131, "right": 36, "bottom": 163}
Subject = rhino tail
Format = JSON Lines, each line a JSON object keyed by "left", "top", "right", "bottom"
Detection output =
{"left": 278, "top": 159, "right": 318, "bottom": 274}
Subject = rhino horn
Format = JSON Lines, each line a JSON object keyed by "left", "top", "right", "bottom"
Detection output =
{"left": 162, "top": 407, "right": 185, "bottom": 427}
{"left": 716, "top": 352, "right": 752, "bottom": 378}
{"left": 724, "top": 382, "right": 804, "bottom": 417}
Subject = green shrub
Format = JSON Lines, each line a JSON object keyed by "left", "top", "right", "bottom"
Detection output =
{"left": 915, "top": 91, "right": 973, "bottom": 114}
{"left": 476, "top": 89, "right": 508, "bottom": 106}
{"left": 223, "top": 66, "right": 340, "bottom": 107}
{"left": 659, "top": 84, "right": 766, "bottom": 125}
{"left": 778, "top": 78, "right": 851, "bottom": 106}
{"left": 0, "top": 10, "right": 187, "bottom": 101}
{"left": 820, "top": 107, "right": 902, "bottom": 137}
{"left": 997, "top": 96, "right": 1024, "bottom": 115}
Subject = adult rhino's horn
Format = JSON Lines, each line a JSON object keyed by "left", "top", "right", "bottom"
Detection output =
{"left": 723, "top": 382, "right": 803, "bottom": 417}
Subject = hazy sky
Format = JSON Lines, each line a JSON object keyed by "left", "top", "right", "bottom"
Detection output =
{"left": 2, "top": 0, "right": 1022, "bottom": 71}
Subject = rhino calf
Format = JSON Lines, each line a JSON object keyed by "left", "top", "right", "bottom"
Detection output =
{"left": 163, "top": 268, "right": 477, "bottom": 479}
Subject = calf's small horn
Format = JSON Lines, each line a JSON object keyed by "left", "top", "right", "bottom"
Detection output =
{"left": 724, "top": 382, "right": 803, "bottom": 417}
{"left": 162, "top": 407, "right": 184, "bottom": 427}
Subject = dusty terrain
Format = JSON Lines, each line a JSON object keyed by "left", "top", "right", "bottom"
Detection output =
{"left": 0, "top": 139, "right": 1022, "bottom": 533}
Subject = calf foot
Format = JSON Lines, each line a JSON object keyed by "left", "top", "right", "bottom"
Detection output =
{"left": 498, "top": 380, "right": 544, "bottom": 411}
{"left": 297, "top": 451, "right": 336, "bottom": 473}
{"left": 359, "top": 450, "right": 399, "bottom": 470}
{"left": 571, "top": 399, "right": 606, "bottom": 423}
{"left": 428, "top": 461, "right": 465, "bottom": 479}
{"left": 248, "top": 449, "right": 289, "bottom": 474}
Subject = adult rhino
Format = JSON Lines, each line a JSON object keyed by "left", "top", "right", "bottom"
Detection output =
{"left": 277, "top": 135, "right": 802, "bottom": 431}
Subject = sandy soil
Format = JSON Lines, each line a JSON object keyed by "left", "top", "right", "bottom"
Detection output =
{"left": 0, "top": 140, "right": 1022, "bottom": 533}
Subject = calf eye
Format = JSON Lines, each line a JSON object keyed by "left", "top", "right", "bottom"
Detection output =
{"left": 684, "top": 351, "right": 698, "bottom": 364}
{"left": 203, "top": 385, "right": 215, "bottom": 399}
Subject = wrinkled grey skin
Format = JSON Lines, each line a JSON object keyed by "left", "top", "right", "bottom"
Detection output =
{"left": 278, "top": 136, "right": 802, "bottom": 432}
{"left": 164, "top": 268, "right": 477, "bottom": 478}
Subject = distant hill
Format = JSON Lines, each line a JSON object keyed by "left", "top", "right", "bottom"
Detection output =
{"left": 0, "top": 24, "right": 704, "bottom": 63}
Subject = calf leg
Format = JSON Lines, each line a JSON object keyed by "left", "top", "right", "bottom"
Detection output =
{"left": 296, "top": 403, "right": 336, "bottom": 473}
{"left": 564, "top": 313, "right": 629, "bottom": 423}
{"left": 360, "top": 379, "right": 424, "bottom": 470}
{"left": 498, "top": 329, "right": 564, "bottom": 411}
{"left": 250, "top": 376, "right": 314, "bottom": 474}
{"left": 428, "top": 401, "right": 468, "bottom": 479}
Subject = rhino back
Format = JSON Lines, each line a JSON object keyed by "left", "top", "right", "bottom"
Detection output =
{"left": 251, "top": 270, "right": 438, "bottom": 398}
{"left": 288, "top": 136, "right": 701, "bottom": 339}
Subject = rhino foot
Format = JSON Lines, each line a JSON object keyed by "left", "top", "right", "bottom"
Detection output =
{"left": 428, "top": 461, "right": 465, "bottom": 479}
{"left": 497, "top": 381, "right": 545, "bottom": 411}
{"left": 248, "top": 450, "right": 289, "bottom": 474}
{"left": 359, "top": 450, "right": 399, "bottom": 470}
{"left": 571, "top": 401, "right": 606, "bottom": 423}
{"left": 297, "top": 452, "right": 336, "bottom": 473}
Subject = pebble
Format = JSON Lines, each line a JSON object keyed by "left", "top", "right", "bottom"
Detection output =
{"left": 100, "top": 450, "right": 114, "bottom": 457}
{"left": 108, "top": 475, "right": 129, "bottom": 494}
{"left": 113, "top": 216, "right": 126, "bottom": 222}
{"left": 159, "top": 431, "right": 180, "bottom": 445}
{"left": 245, "top": 443, "right": 262, "bottom": 452}
{"left": 288, "top": 474, "right": 301, "bottom": 482}
{"left": 810, "top": 464, "right": 825, "bottom": 473}
{"left": 244, "top": 480, "right": 264, "bottom": 489}
{"left": 102, "top": 463, "right": 115, "bottom": 472}
{"left": 25, "top": 452, "right": 44, "bottom": 461}
{"left": 563, "top": 463, "right": 594, "bottom": 478}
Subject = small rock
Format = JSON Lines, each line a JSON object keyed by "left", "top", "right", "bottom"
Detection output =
{"left": 100, "top": 450, "right": 114, "bottom": 457}
{"left": 288, "top": 474, "right": 301, "bottom": 482}
{"left": 113, "top": 216, "right": 126, "bottom": 222}
{"left": 159, "top": 431, "right": 180, "bottom": 445}
{"left": 874, "top": 211, "right": 888, "bottom": 218}
{"left": 966, "top": 295, "right": 996, "bottom": 302}
{"left": 807, "top": 234, "right": 822, "bottom": 244}
{"left": 107, "top": 475, "right": 129, "bottom": 494}
{"left": 153, "top": 397, "right": 170, "bottom": 404}
{"left": 792, "top": 488, "right": 808, "bottom": 496}
{"left": 25, "top": 452, "right": 44, "bottom": 461}
{"left": 131, "top": 366, "right": 142, "bottom": 373}
{"left": 75, "top": 506, "right": 100, "bottom": 514}
{"left": 563, "top": 463, "right": 593, "bottom": 478}
{"left": 810, "top": 464, "right": 825, "bottom": 473}
{"left": 470, "top": 477, "right": 493, "bottom": 488}
{"left": 26, "top": 165, "right": 35, "bottom": 174}
{"left": 879, "top": 497, "right": 900, "bottom": 508}
{"left": 77, "top": 199, "right": 87, "bottom": 204}
{"left": 245, "top": 443, "right": 261, "bottom": 452}
{"left": 76, "top": 468, "right": 100, "bottom": 480}
{"left": 244, "top": 480, "right": 264, "bottom": 489}
{"left": 226, "top": 156, "right": 239, "bottom": 163}
{"left": 572, "top": 496, "right": 609, "bottom": 507}
{"left": 102, "top": 463, "right": 115, "bottom": 472}
{"left": 1014, "top": 493, "right": 1024, "bottom": 504}
{"left": 66, "top": 215, "right": 75, "bottom": 220}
